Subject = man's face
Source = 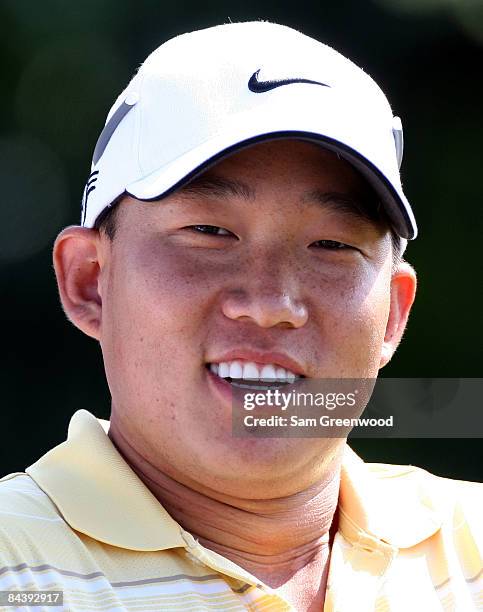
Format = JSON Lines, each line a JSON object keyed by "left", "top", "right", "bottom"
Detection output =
{"left": 65, "top": 140, "right": 410, "bottom": 497}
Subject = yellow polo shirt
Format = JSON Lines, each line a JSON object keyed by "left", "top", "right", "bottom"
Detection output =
{"left": 0, "top": 409, "right": 481, "bottom": 611}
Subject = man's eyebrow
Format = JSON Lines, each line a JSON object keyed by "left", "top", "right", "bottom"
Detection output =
{"left": 177, "top": 174, "right": 255, "bottom": 201}
{"left": 302, "top": 190, "right": 380, "bottom": 224}
{"left": 176, "top": 174, "right": 380, "bottom": 225}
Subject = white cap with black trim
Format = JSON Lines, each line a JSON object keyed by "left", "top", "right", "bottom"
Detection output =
{"left": 81, "top": 20, "right": 417, "bottom": 240}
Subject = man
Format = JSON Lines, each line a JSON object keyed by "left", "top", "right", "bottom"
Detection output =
{"left": 0, "top": 20, "right": 481, "bottom": 612}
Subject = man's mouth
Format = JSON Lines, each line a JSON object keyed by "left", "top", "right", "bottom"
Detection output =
{"left": 206, "top": 360, "right": 304, "bottom": 390}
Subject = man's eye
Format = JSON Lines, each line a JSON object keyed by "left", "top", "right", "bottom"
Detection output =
{"left": 311, "top": 239, "right": 353, "bottom": 250}
{"left": 186, "top": 225, "right": 233, "bottom": 236}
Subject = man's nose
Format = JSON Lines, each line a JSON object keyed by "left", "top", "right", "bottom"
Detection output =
{"left": 220, "top": 262, "right": 309, "bottom": 329}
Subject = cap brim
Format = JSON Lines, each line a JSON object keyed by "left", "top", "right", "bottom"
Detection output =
{"left": 127, "top": 128, "right": 417, "bottom": 240}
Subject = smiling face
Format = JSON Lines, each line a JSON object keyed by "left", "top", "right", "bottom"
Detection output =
{"left": 54, "top": 139, "right": 416, "bottom": 498}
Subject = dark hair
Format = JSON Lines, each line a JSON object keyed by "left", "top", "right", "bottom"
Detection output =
{"left": 94, "top": 194, "right": 404, "bottom": 268}
{"left": 93, "top": 194, "right": 124, "bottom": 241}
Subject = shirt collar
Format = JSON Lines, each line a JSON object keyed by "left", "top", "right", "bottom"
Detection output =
{"left": 338, "top": 443, "right": 442, "bottom": 549}
{"left": 26, "top": 409, "right": 185, "bottom": 551}
{"left": 26, "top": 409, "right": 442, "bottom": 553}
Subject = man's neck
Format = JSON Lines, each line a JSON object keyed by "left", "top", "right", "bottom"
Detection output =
{"left": 108, "top": 421, "right": 342, "bottom": 606}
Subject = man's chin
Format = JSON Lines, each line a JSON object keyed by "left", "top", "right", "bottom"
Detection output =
{"left": 185, "top": 434, "right": 341, "bottom": 500}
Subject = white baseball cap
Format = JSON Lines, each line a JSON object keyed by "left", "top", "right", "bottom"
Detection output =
{"left": 81, "top": 20, "right": 417, "bottom": 240}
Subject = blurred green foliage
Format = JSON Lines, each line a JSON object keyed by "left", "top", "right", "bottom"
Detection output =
{"left": 0, "top": 0, "right": 481, "bottom": 480}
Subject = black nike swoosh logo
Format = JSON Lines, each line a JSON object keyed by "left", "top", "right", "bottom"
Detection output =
{"left": 248, "top": 69, "right": 330, "bottom": 93}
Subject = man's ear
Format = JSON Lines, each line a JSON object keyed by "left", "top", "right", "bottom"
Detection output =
{"left": 53, "top": 226, "right": 105, "bottom": 340}
{"left": 379, "top": 261, "right": 417, "bottom": 368}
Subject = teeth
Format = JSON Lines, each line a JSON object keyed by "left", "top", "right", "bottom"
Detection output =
{"left": 260, "top": 364, "right": 277, "bottom": 382}
{"left": 242, "top": 362, "right": 259, "bottom": 381}
{"left": 209, "top": 360, "right": 300, "bottom": 382}
{"left": 218, "top": 362, "right": 230, "bottom": 378}
{"left": 229, "top": 361, "right": 243, "bottom": 379}
{"left": 276, "top": 367, "right": 287, "bottom": 382}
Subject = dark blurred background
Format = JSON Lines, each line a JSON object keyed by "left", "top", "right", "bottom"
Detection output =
{"left": 1, "top": 0, "right": 482, "bottom": 480}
